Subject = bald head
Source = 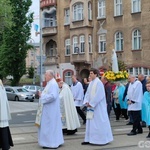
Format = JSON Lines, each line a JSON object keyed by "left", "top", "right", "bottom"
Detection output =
{"left": 138, "top": 74, "right": 145, "bottom": 81}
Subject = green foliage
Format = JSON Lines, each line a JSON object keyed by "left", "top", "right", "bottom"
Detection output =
{"left": 28, "top": 66, "right": 34, "bottom": 78}
{"left": 118, "top": 60, "right": 127, "bottom": 71}
{"left": 0, "top": 0, "right": 33, "bottom": 86}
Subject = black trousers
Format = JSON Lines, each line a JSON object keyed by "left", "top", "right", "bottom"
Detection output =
{"left": 0, "top": 127, "right": 14, "bottom": 150}
{"left": 130, "top": 110, "right": 142, "bottom": 133}
{"left": 113, "top": 103, "right": 121, "bottom": 120}
{"left": 76, "top": 106, "right": 86, "bottom": 121}
{"left": 121, "top": 109, "right": 128, "bottom": 120}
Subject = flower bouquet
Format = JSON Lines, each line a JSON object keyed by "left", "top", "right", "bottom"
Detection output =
{"left": 103, "top": 70, "right": 129, "bottom": 84}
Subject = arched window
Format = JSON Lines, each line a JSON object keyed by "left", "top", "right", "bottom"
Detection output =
{"left": 98, "top": 34, "right": 106, "bottom": 53}
{"left": 65, "top": 39, "right": 70, "bottom": 56}
{"left": 73, "top": 36, "right": 78, "bottom": 54}
{"left": 132, "top": 29, "right": 141, "bottom": 50}
{"left": 88, "top": 2, "right": 92, "bottom": 20}
{"left": 73, "top": 3, "right": 83, "bottom": 21}
{"left": 88, "top": 35, "right": 92, "bottom": 53}
{"left": 64, "top": 70, "right": 73, "bottom": 86}
{"left": 80, "top": 35, "right": 85, "bottom": 53}
{"left": 115, "top": 32, "right": 123, "bottom": 51}
{"left": 46, "top": 40, "right": 57, "bottom": 57}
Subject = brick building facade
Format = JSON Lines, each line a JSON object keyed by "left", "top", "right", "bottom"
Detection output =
{"left": 40, "top": 0, "right": 150, "bottom": 84}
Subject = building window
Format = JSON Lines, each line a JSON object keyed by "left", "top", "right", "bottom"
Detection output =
{"left": 64, "top": 71, "right": 73, "bottom": 86}
{"left": 88, "top": 35, "right": 92, "bottom": 53}
{"left": 115, "top": 32, "right": 123, "bottom": 51}
{"left": 80, "top": 35, "right": 85, "bottom": 53}
{"left": 73, "top": 3, "right": 83, "bottom": 21}
{"left": 65, "top": 39, "right": 70, "bottom": 56}
{"left": 43, "top": 14, "right": 57, "bottom": 27}
{"left": 64, "top": 9, "right": 70, "bottom": 25}
{"left": 73, "top": 36, "right": 78, "bottom": 54}
{"left": 132, "top": 0, "right": 141, "bottom": 13}
{"left": 132, "top": 29, "right": 141, "bottom": 50}
{"left": 88, "top": 2, "right": 92, "bottom": 20}
{"left": 98, "top": 0, "right": 106, "bottom": 18}
{"left": 144, "top": 68, "right": 150, "bottom": 76}
{"left": 128, "top": 68, "right": 133, "bottom": 75}
{"left": 128, "top": 67, "right": 150, "bottom": 76}
{"left": 98, "top": 34, "right": 106, "bottom": 53}
{"left": 114, "top": 0, "right": 122, "bottom": 16}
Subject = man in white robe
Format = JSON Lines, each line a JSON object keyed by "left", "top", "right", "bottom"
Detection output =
{"left": 82, "top": 68, "right": 113, "bottom": 145}
{"left": 0, "top": 79, "right": 13, "bottom": 150}
{"left": 38, "top": 70, "right": 64, "bottom": 149}
{"left": 127, "top": 74, "right": 143, "bottom": 136}
{"left": 71, "top": 75, "right": 86, "bottom": 125}
{"left": 57, "top": 79, "right": 81, "bottom": 135}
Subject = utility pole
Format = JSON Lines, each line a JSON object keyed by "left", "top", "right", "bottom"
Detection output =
{"left": 30, "top": 38, "right": 36, "bottom": 85}
{"left": 39, "top": 7, "right": 43, "bottom": 87}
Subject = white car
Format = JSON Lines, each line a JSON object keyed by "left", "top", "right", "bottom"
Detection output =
{"left": 23, "top": 85, "right": 43, "bottom": 99}
{"left": 5, "top": 86, "right": 35, "bottom": 102}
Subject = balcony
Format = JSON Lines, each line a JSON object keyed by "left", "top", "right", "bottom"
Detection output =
{"left": 71, "top": 53, "right": 92, "bottom": 65}
{"left": 42, "top": 27, "right": 57, "bottom": 36}
{"left": 40, "top": 0, "right": 57, "bottom": 9}
{"left": 44, "top": 56, "right": 57, "bottom": 66}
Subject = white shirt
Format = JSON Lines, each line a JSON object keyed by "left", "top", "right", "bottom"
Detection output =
{"left": 127, "top": 80, "right": 143, "bottom": 111}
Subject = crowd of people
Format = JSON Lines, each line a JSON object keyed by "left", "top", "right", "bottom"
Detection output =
{"left": 1, "top": 68, "right": 150, "bottom": 149}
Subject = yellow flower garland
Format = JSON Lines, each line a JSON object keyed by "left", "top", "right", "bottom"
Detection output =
{"left": 103, "top": 70, "right": 129, "bottom": 81}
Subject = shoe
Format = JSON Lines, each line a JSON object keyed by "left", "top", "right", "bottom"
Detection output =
{"left": 127, "top": 131, "right": 136, "bottom": 136}
{"left": 81, "top": 142, "right": 90, "bottom": 145}
{"left": 146, "top": 133, "right": 150, "bottom": 138}
{"left": 137, "top": 130, "right": 143, "bottom": 134}
{"left": 43, "top": 147, "right": 57, "bottom": 149}
{"left": 126, "top": 122, "right": 133, "bottom": 125}
{"left": 141, "top": 122, "right": 146, "bottom": 127}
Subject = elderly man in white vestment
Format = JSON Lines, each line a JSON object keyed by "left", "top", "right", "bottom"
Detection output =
{"left": 56, "top": 78, "right": 81, "bottom": 135}
{"left": 38, "top": 70, "right": 64, "bottom": 149}
{"left": 0, "top": 79, "right": 13, "bottom": 150}
{"left": 81, "top": 68, "right": 113, "bottom": 145}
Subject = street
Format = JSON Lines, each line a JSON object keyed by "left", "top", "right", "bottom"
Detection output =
{"left": 9, "top": 101, "right": 150, "bottom": 150}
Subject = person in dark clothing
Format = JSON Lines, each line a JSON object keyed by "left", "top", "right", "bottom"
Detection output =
{"left": 101, "top": 76, "right": 112, "bottom": 117}
{"left": 138, "top": 74, "right": 147, "bottom": 127}
{"left": 82, "top": 77, "right": 89, "bottom": 95}
{"left": 123, "top": 80, "right": 133, "bottom": 125}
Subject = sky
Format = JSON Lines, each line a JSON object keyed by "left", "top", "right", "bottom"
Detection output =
{"left": 30, "top": 0, "right": 40, "bottom": 43}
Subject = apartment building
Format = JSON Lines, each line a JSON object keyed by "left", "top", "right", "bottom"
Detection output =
{"left": 40, "top": 0, "right": 150, "bottom": 84}
{"left": 26, "top": 43, "right": 40, "bottom": 71}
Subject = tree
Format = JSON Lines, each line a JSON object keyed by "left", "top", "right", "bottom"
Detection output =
{"left": 28, "top": 66, "right": 34, "bottom": 78}
{"left": 0, "top": 0, "right": 33, "bottom": 85}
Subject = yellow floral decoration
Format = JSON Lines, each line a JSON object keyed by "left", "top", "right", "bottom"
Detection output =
{"left": 103, "top": 71, "right": 129, "bottom": 81}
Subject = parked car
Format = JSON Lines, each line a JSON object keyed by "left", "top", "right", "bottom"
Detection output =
{"left": 5, "top": 86, "right": 35, "bottom": 102}
{"left": 23, "top": 85, "right": 43, "bottom": 99}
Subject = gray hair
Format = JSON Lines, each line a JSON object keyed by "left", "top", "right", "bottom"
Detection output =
{"left": 46, "top": 70, "right": 54, "bottom": 77}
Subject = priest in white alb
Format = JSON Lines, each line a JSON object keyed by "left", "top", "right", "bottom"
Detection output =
{"left": 37, "top": 70, "right": 64, "bottom": 149}
{"left": 81, "top": 68, "right": 113, "bottom": 145}
{"left": 56, "top": 76, "right": 81, "bottom": 135}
